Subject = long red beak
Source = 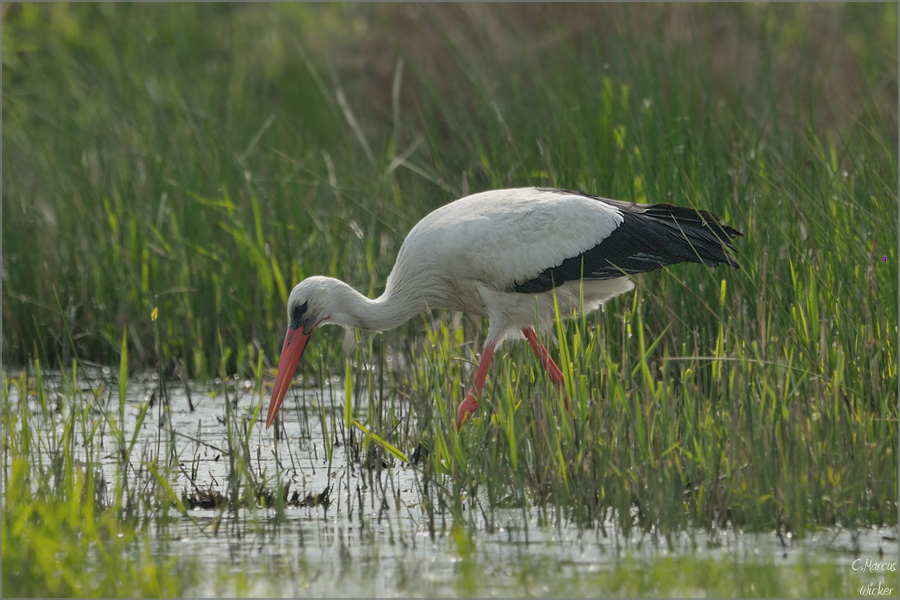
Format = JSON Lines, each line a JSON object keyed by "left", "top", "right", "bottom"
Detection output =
{"left": 266, "top": 327, "right": 311, "bottom": 429}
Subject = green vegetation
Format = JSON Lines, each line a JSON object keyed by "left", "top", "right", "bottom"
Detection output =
{"left": 1, "top": 360, "right": 891, "bottom": 597}
{"left": 3, "top": 3, "right": 897, "bottom": 597}
{"left": 2, "top": 364, "right": 196, "bottom": 596}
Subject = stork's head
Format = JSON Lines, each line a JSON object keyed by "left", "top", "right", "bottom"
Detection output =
{"left": 265, "top": 277, "right": 334, "bottom": 429}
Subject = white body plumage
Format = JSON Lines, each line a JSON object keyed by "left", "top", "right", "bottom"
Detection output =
{"left": 379, "top": 187, "right": 635, "bottom": 344}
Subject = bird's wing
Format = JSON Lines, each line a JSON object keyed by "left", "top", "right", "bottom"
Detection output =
{"left": 510, "top": 188, "right": 741, "bottom": 293}
{"left": 415, "top": 188, "right": 624, "bottom": 294}
{"left": 398, "top": 187, "right": 740, "bottom": 298}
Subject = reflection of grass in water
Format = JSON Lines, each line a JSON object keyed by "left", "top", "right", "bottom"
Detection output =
{"left": 2, "top": 364, "right": 193, "bottom": 596}
{"left": 4, "top": 337, "right": 894, "bottom": 597}
{"left": 510, "top": 555, "right": 876, "bottom": 598}
{"left": 3, "top": 3, "right": 898, "bottom": 596}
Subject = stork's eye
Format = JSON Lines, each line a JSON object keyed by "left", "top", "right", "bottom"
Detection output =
{"left": 290, "top": 300, "right": 308, "bottom": 330}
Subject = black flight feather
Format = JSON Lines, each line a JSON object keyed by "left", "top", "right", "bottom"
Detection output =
{"left": 512, "top": 188, "right": 742, "bottom": 294}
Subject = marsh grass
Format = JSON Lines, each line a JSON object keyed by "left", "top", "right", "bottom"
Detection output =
{"left": 3, "top": 3, "right": 897, "bottom": 597}
{"left": 2, "top": 355, "right": 885, "bottom": 597}
{"left": 2, "top": 356, "right": 196, "bottom": 596}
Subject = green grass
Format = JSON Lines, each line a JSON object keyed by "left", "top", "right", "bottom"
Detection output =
{"left": 1, "top": 359, "right": 891, "bottom": 597}
{"left": 2, "top": 364, "right": 192, "bottom": 596}
{"left": 2, "top": 3, "right": 897, "bottom": 597}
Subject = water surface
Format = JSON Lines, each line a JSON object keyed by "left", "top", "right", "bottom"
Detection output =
{"left": 10, "top": 368, "right": 897, "bottom": 597}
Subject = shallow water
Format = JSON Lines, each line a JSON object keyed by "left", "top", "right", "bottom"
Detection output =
{"left": 9, "top": 367, "right": 899, "bottom": 596}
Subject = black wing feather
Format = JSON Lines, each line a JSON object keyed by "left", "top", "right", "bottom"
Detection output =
{"left": 512, "top": 188, "right": 742, "bottom": 293}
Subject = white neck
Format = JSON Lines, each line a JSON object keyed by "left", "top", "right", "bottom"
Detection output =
{"left": 324, "top": 279, "right": 425, "bottom": 332}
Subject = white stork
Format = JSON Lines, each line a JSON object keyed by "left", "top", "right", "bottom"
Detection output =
{"left": 265, "top": 187, "right": 741, "bottom": 430}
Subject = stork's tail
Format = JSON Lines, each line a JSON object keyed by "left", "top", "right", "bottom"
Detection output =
{"left": 515, "top": 189, "right": 742, "bottom": 291}
{"left": 640, "top": 203, "right": 742, "bottom": 270}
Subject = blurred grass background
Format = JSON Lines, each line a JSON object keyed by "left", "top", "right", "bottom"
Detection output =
{"left": 4, "top": 3, "right": 896, "bottom": 377}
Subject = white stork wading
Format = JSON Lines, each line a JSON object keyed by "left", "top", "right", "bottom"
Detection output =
{"left": 265, "top": 187, "right": 741, "bottom": 430}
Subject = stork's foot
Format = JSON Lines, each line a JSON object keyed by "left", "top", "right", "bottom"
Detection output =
{"left": 456, "top": 393, "right": 479, "bottom": 430}
{"left": 411, "top": 441, "right": 430, "bottom": 464}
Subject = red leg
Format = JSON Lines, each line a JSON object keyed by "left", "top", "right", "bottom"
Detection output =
{"left": 456, "top": 342, "right": 496, "bottom": 429}
{"left": 522, "top": 327, "right": 569, "bottom": 409}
